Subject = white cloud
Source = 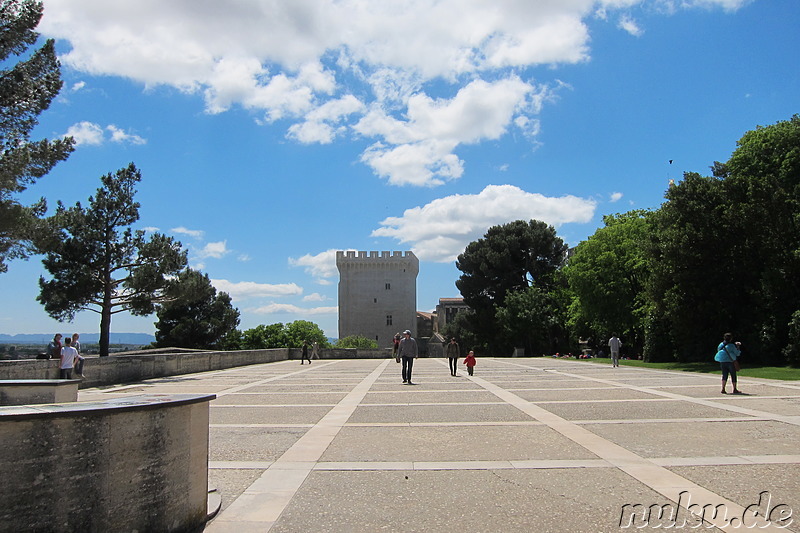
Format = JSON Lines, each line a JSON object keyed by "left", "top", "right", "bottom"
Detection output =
{"left": 288, "top": 94, "right": 365, "bottom": 144}
{"left": 63, "top": 121, "right": 147, "bottom": 146}
{"left": 107, "top": 124, "right": 147, "bottom": 145}
{"left": 197, "top": 241, "right": 229, "bottom": 259}
{"left": 372, "top": 184, "right": 597, "bottom": 262}
{"left": 249, "top": 303, "right": 337, "bottom": 315}
{"left": 610, "top": 192, "right": 624, "bottom": 202}
{"left": 289, "top": 249, "right": 348, "bottom": 281}
{"left": 64, "top": 121, "right": 104, "bottom": 146}
{"left": 237, "top": 254, "right": 251, "bottom": 262}
{"left": 618, "top": 15, "right": 644, "bottom": 37}
{"left": 41, "top": 0, "right": 749, "bottom": 184}
{"left": 355, "top": 77, "right": 556, "bottom": 186}
{"left": 302, "top": 293, "right": 328, "bottom": 302}
{"left": 211, "top": 279, "right": 303, "bottom": 301}
{"left": 170, "top": 226, "right": 205, "bottom": 239}
{"left": 71, "top": 81, "right": 86, "bottom": 91}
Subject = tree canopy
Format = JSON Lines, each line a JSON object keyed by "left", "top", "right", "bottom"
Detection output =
{"left": 564, "top": 210, "right": 651, "bottom": 356}
{"left": 37, "top": 164, "right": 187, "bottom": 356}
{"left": 0, "top": 0, "right": 74, "bottom": 272}
{"left": 335, "top": 335, "right": 378, "bottom": 349}
{"left": 232, "top": 321, "right": 330, "bottom": 350}
{"left": 153, "top": 269, "right": 240, "bottom": 349}
{"left": 455, "top": 219, "right": 567, "bottom": 353}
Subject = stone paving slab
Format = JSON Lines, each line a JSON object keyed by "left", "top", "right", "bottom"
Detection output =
{"left": 267, "top": 468, "right": 668, "bottom": 533}
{"left": 514, "top": 387, "right": 659, "bottom": 402}
{"left": 320, "top": 425, "right": 598, "bottom": 462}
{"left": 540, "top": 398, "right": 747, "bottom": 421}
{"left": 347, "top": 403, "right": 534, "bottom": 423}
{"left": 213, "top": 393, "right": 349, "bottom": 405}
{"left": 210, "top": 427, "right": 308, "bottom": 461}
{"left": 74, "top": 357, "right": 800, "bottom": 531}
{"left": 210, "top": 405, "right": 332, "bottom": 424}
{"left": 714, "top": 397, "right": 800, "bottom": 416}
{"left": 582, "top": 420, "right": 800, "bottom": 458}
{"left": 362, "top": 390, "right": 499, "bottom": 403}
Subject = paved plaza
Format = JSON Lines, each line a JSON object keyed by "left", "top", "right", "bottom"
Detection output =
{"left": 79, "top": 357, "right": 800, "bottom": 532}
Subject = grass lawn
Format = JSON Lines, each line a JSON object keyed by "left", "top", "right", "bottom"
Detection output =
{"left": 579, "top": 357, "right": 800, "bottom": 380}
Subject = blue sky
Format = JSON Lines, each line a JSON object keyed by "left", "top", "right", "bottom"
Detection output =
{"left": 2, "top": 0, "right": 798, "bottom": 340}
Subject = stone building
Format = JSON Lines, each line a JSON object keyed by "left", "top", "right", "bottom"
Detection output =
{"left": 336, "top": 251, "right": 418, "bottom": 349}
{"left": 434, "top": 297, "right": 469, "bottom": 334}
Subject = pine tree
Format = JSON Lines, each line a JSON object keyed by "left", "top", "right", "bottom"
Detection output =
{"left": 0, "top": 0, "right": 74, "bottom": 272}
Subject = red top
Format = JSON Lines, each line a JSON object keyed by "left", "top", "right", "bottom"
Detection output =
{"left": 464, "top": 355, "right": 476, "bottom": 367}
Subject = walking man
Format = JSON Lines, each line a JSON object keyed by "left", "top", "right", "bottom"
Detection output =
{"left": 608, "top": 334, "right": 622, "bottom": 368}
{"left": 398, "top": 329, "right": 418, "bottom": 385}
{"left": 301, "top": 340, "right": 311, "bottom": 364}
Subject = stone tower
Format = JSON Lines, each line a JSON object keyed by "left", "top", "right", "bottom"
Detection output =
{"left": 336, "top": 251, "right": 419, "bottom": 349}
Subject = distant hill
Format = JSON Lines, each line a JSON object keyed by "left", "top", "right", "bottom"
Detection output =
{"left": 0, "top": 333, "right": 155, "bottom": 345}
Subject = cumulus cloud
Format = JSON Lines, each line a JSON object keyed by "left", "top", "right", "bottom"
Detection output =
{"left": 618, "top": 15, "right": 644, "bottom": 36}
{"left": 63, "top": 121, "right": 147, "bottom": 146}
{"left": 372, "top": 184, "right": 597, "bottom": 262}
{"left": 170, "top": 226, "right": 205, "bottom": 239}
{"left": 107, "top": 124, "right": 147, "bottom": 145}
{"left": 211, "top": 279, "right": 303, "bottom": 301}
{"left": 65, "top": 121, "right": 104, "bottom": 146}
{"left": 289, "top": 248, "right": 349, "bottom": 282}
{"left": 355, "top": 77, "right": 556, "bottom": 186}
{"left": 41, "top": 0, "right": 749, "bottom": 184}
{"left": 249, "top": 303, "right": 337, "bottom": 315}
{"left": 303, "top": 293, "right": 328, "bottom": 302}
{"left": 610, "top": 192, "right": 624, "bottom": 202}
{"left": 197, "top": 241, "right": 229, "bottom": 259}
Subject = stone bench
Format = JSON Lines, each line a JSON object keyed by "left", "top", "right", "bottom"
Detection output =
{"left": 0, "top": 393, "right": 216, "bottom": 532}
{"left": 0, "top": 379, "right": 80, "bottom": 406}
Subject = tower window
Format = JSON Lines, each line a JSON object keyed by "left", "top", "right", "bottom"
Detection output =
{"left": 385, "top": 283, "right": 391, "bottom": 290}
{"left": 386, "top": 315, "right": 393, "bottom": 326}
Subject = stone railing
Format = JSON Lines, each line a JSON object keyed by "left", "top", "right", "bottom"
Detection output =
{"left": 0, "top": 393, "right": 215, "bottom": 533}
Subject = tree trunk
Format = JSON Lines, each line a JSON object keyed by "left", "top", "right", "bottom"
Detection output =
{"left": 99, "top": 271, "right": 113, "bottom": 357}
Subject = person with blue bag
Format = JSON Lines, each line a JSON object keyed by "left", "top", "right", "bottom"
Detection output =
{"left": 715, "top": 332, "right": 743, "bottom": 395}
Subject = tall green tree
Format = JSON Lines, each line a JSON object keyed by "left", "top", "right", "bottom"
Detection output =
{"left": 285, "top": 320, "right": 330, "bottom": 348}
{"left": 455, "top": 219, "right": 567, "bottom": 353}
{"left": 647, "top": 115, "right": 800, "bottom": 363}
{"left": 239, "top": 323, "right": 288, "bottom": 349}
{"left": 37, "top": 164, "right": 187, "bottom": 356}
{"left": 495, "top": 284, "right": 568, "bottom": 356}
{"left": 154, "top": 269, "right": 240, "bottom": 349}
{"left": 564, "top": 210, "right": 652, "bottom": 357}
{"left": 0, "top": 0, "right": 74, "bottom": 272}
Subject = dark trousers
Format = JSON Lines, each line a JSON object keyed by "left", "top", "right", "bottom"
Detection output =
{"left": 59, "top": 368, "right": 73, "bottom": 379}
{"left": 467, "top": 366, "right": 474, "bottom": 376}
{"left": 448, "top": 357, "right": 458, "bottom": 375}
{"left": 402, "top": 356, "right": 414, "bottom": 382}
{"left": 301, "top": 350, "right": 310, "bottom": 364}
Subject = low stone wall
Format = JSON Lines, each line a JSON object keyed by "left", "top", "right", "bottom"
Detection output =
{"left": 0, "top": 379, "right": 80, "bottom": 405}
{"left": 0, "top": 348, "right": 290, "bottom": 388}
{"left": 290, "top": 347, "right": 395, "bottom": 359}
{"left": 0, "top": 393, "right": 214, "bottom": 533}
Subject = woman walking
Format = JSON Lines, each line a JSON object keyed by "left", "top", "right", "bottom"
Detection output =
{"left": 446, "top": 337, "right": 460, "bottom": 376}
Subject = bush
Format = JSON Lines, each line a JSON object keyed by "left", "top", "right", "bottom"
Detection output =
{"left": 335, "top": 335, "right": 378, "bottom": 349}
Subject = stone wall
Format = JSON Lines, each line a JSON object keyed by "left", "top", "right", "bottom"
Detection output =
{"left": 0, "top": 348, "right": 289, "bottom": 389}
{"left": 0, "top": 393, "right": 214, "bottom": 533}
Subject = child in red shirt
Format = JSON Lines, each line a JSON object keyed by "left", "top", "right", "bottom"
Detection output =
{"left": 464, "top": 351, "right": 476, "bottom": 376}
